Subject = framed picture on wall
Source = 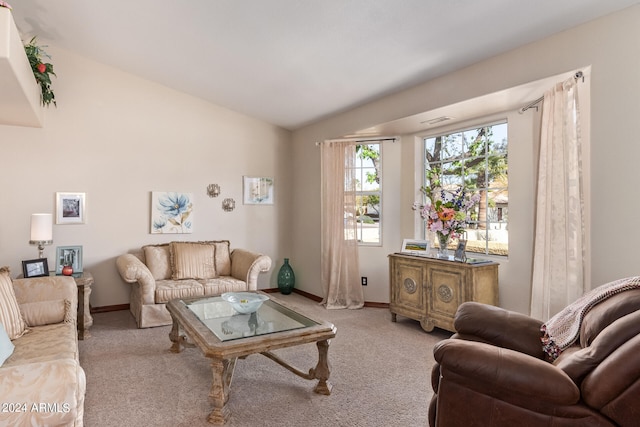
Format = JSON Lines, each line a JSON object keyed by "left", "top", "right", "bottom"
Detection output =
{"left": 243, "top": 177, "right": 274, "bottom": 205}
{"left": 150, "top": 192, "right": 194, "bottom": 234}
{"left": 22, "top": 258, "right": 49, "bottom": 278}
{"left": 56, "top": 192, "right": 86, "bottom": 224}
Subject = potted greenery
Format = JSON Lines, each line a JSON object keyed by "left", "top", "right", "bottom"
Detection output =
{"left": 23, "top": 37, "right": 56, "bottom": 107}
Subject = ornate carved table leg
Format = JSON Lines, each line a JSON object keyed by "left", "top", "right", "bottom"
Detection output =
{"left": 77, "top": 280, "right": 87, "bottom": 339}
{"left": 75, "top": 274, "right": 93, "bottom": 339}
{"left": 208, "top": 358, "right": 237, "bottom": 425}
{"left": 310, "top": 339, "right": 332, "bottom": 395}
{"left": 168, "top": 315, "right": 183, "bottom": 353}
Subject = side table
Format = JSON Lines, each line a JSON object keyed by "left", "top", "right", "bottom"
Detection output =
{"left": 71, "top": 271, "right": 94, "bottom": 339}
{"left": 388, "top": 253, "right": 499, "bottom": 332}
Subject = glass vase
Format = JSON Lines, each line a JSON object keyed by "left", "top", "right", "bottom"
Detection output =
{"left": 436, "top": 232, "right": 451, "bottom": 258}
{"left": 277, "top": 258, "right": 295, "bottom": 295}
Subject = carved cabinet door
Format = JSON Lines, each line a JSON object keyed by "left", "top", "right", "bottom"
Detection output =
{"left": 426, "top": 264, "right": 466, "bottom": 332}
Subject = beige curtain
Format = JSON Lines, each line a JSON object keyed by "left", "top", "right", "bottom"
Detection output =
{"left": 320, "top": 141, "right": 364, "bottom": 309}
{"left": 530, "top": 76, "right": 585, "bottom": 320}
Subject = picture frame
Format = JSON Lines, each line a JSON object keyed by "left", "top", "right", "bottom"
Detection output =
{"left": 150, "top": 192, "right": 194, "bottom": 234}
{"left": 243, "top": 176, "right": 274, "bottom": 205}
{"left": 401, "top": 239, "right": 430, "bottom": 256}
{"left": 55, "top": 245, "right": 83, "bottom": 274}
{"left": 454, "top": 239, "right": 467, "bottom": 262}
{"left": 22, "top": 258, "right": 49, "bottom": 278}
{"left": 56, "top": 192, "right": 86, "bottom": 224}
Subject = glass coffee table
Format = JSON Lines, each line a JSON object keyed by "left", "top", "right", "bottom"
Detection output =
{"left": 166, "top": 292, "right": 337, "bottom": 425}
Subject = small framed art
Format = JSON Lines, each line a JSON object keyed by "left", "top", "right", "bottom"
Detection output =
{"left": 22, "top": 258, "right": 49, "bottom": 278}
{"left": 454, "top": 239, "right": 467, "bottom": 262}
{"left": 56, "top": 192, "right": 86, "bottom": 224}
{"left": 401, "top": 239, "right": 430, "bottom": 256}
{"left": 243, "top": 176, "right": 274, "bottom": 205}
{"left": 55, "top": 246, "right": 83, "bottom": 274}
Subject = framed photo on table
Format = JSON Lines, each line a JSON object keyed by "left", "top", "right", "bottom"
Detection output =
{"left": 56, "top": 192, "right": 86, "bottom": 224}
{"left": 55, "top": 246, "right": 83, "bottom": 274}
{"left": 454, "top": 239, "right": 467, "bottom": 262}
{"left": 22, "top": 258, "right": 49, "bottom": 278}
{"left": 401, "top": 239, "right": 430, "bottom": 256}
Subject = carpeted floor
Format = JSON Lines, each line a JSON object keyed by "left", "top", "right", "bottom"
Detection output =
{"left": 79, "top": 293, "right": 451, "bottom": 427}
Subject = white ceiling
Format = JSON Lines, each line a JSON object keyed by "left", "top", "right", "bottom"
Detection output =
{"left": 9, "top": 0, "right": 640, "bottom": 130}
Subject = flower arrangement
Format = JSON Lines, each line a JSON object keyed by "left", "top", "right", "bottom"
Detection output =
{"left": 24, "top": 37, "right": 56, "bottom": 107}
{"left": 413, "top": 187, "right": 480, "bottom": 240}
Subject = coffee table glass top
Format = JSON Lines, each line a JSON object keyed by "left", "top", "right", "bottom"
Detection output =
{"left": 184, "top": 295, "right": 318, "bottom": 342}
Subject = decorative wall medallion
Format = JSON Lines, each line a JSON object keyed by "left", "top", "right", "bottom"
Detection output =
{"left": 207, "top": 184, "right": 221, "bottom": 198}
{"left": 222, "top": 198, "right": 236, "bottom": 212}
{"left": 403, "top": 278, "right": 417, "bottom": 294}
{"left": 437, "top": 284, "right": 453, "bottom": 302}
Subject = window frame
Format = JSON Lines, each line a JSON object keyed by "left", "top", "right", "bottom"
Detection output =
{"left": 420, "top": 120, "right": 508, "bottom": 256}
{"left": 350, "top": 142, "right": 383, "bottom": 246}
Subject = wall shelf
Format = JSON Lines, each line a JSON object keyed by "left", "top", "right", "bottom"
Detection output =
{"left": 0, "top": 7, "right": 43, "bottom": 128}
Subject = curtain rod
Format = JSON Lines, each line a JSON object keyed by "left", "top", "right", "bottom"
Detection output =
{"left": 518, "top": 71, "right": 584, "bottom": 114}
{"left": 315, "top": 137, "right": 396, "bottom": 146}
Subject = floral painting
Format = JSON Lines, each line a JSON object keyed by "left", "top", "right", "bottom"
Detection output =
{"left": 151, "top": 192, "right": 193, "bottom": 234}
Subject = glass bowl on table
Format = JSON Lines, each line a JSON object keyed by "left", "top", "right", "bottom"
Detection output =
{"left": 221, "top": 292, "right": 269, "bottom": 314}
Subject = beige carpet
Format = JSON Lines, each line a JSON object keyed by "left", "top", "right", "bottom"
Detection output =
{"left": 79, "top": 293, "right": 451, "bottom": 427}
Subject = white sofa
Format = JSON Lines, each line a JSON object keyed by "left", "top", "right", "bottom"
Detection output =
{"left": 0, "top": 268, "right": 86, "bottom": 427}
{"left": 116, "top": 240, "right": 272, "bottom": 328}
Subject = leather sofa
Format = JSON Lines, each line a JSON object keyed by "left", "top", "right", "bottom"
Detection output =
{"left": 429, "top": 288, "right": 640, "bottom": 427}
{"left": 0, "top": 270, "right": 86, "bottom": 426}
{"left": 116, "top": 240, "right": 272, "bottom": 328}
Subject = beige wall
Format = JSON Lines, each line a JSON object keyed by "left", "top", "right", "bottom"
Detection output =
{"left": 292, "top": 5, "right": 640, "bottom": 314}
{"left": 0, "top": 46, "right": 292, "bottom": 308}
{"left": 3, "top": 6, "right": 638, "bottom": 314}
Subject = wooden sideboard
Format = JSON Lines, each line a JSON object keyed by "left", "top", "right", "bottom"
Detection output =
{"left": 388, "top": 253, "right": 499, "bottom": 333}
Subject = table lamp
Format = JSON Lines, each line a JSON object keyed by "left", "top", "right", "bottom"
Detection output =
{"left": 29, "top": 213, "right": 53, "bottom": 259}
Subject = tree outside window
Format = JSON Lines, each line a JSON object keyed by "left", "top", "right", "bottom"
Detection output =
{"left": 423, "top": 122, "right": 508, "bottom": 255}
{"left": 351, "top": 143, "right": 381, "bottom": 245}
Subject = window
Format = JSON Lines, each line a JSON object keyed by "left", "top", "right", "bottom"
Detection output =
{"left": 350, "top": 143, "right": 381, "bottom": 245}
{"left": 422, "top": 122, "right": 508, "bottom": 255}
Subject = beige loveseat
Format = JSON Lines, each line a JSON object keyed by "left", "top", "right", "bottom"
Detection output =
{"left": 0, "top": 268, "right": 86, "bottom": 427}
{"left": 116, "top": 241, "right": 272, "bottom": 328}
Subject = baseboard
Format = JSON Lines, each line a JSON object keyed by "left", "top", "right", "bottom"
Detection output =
{"left": 363, "top": 301, "right": 390, "bottom": 309}
{"left": 90, "top": 304, "right": 129, "bottom": 314}
{"left": 90, "top": 289, "right": 389, "bottom": 313}
{"left": 263, "top": 287, "right": 389, "bottom": 308}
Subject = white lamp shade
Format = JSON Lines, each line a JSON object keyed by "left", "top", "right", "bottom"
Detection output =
{"left": 30, "top": 213, "right": 53, "bottom": 241}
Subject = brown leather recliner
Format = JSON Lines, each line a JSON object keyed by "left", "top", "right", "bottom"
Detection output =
{"left": 429, "top": 289, "right": 640, "bottom": 427}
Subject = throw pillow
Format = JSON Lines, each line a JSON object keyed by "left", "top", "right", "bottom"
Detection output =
{"left": 0, "top": 323, "right": 14, "bottom": 367}
{"left": 19, "top": 299, "right": 70, "bottom": 327}
{"left": 143, "top": 244, "right": 172, "bottom": 280}
{"left": 203, "top": 240, "right": 231, "bottom": 276}
{"left": 0, "top": 267, "right": 27, "bottom": 340}
{"left": 170, "top": 242, "right": 217, "bottom": 280}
